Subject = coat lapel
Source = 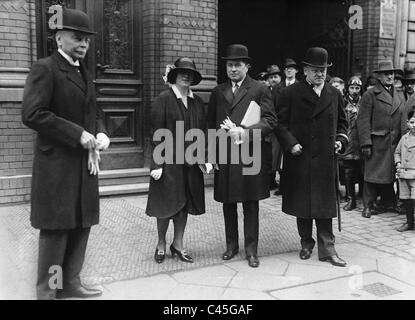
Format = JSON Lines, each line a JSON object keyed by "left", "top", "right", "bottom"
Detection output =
{"left": 54, "top": 51, "right": 87, "bottom": 93}
{"left": 300, "top": 80, "right": 318, "bottom": 107}
{"left": 374, "top": 84, "right": 392, "bottom": 107}
{"left": 403, "top": 134, "right": 415, "bottom": 149}
{"left": 220, "top": 81, "right": 234, "bottom": 112}
{"left": 79, "top": 61, "right": 93, "bottom": 119}
{"left": 391, "top": 87, "right": 404, "bottom": 115}
{"left": 230, "top": 76, "right": 251, "bottom": 110}
{"left": 312, "top": 84, "right": 333, "bottom": 117}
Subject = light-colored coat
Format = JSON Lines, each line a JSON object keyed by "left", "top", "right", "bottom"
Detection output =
{"left": 395, "top": 132, "right": 415, "bottom": 179}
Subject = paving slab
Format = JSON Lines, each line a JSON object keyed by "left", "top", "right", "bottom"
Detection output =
{"left": 164, "top": 283, "right": 225, "bottom": 300}
{"left": 270, "top": 271, "right": 415, "bottom": 300}
{"left": 220, "top": 287, "right": 276, "bottom": 300}
{"left": 171, "top": 265, "right": 236, "bottom": 287}
{"left": 104, "top": 274, "right": 178, "bottom": 300}
{"left": 377, "top": 256, "right": 415, "bottom": 287}
{"left": 224, "top": 256, "right": 289, "bottom": 276}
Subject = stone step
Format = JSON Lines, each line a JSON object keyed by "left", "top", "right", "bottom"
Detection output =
{"left": 99, "top": 168, "right": 150, "bottom": 186}
{"left": 99, "top": 183, "right": 149, "bottom": 197}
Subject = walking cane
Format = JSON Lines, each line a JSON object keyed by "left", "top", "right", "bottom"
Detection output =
{"left": 335, "top": 156, "right": 342, "bottom": 232}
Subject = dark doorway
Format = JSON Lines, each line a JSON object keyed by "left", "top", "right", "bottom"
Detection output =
{"left": 218, "top": 0, "right": 352, "bottom": 83}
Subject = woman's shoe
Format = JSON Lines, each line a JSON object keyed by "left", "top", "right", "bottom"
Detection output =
{"left": 170, "top": 244, "right": 193, "bottom": 263}
{"left": 154, "top": 248, "right": 165, "bottom": 264}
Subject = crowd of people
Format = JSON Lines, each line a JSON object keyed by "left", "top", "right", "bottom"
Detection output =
{"left": 257, "top": 55, "right": 415, "bottom": 232}
{"left": 20, "top": 8, "right": 415, "bottom": 300}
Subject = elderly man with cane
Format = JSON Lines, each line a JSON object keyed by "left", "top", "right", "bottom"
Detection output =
{"left": 276, "top": 47, "right": 348, "bottom": 267}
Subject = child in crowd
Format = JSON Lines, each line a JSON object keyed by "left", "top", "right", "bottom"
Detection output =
{"left": 395, "top": 110, "right": 415, "bottom": 232}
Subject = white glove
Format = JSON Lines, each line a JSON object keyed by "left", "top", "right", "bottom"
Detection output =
{"left": 88, "top": 149, "right": 101, "bottom": 175}
{"left": 220, "top": 116, "right": 236, "bottom": 130}
{"left": 151, "top": 168, "right": 163, "bottom": 180}
{"left": 96, "top": 133, "right": 110, "bottom": 151}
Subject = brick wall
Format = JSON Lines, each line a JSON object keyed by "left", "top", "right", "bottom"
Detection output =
{"left": 0, "top": 0, "right": 36, "bottom": 68}
{"left": 352, "top": 0, "right": 398, "bottom": 81}
{"left": 0, "top": 0, "right": 36, "bottom": 204}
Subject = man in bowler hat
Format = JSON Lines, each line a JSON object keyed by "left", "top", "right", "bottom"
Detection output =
{"left": 357, "top": 60, "right": 405, "bottom": 218}
{"left": 208, "top": 44, "right": 277, "bottom": 267}
{"left": 22, "top": 8, "right": 109, "bottom": 299}
{"left": 275, "top": 47, "right": 348, "bottom": 267}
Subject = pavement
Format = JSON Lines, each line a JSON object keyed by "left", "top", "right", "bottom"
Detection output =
{"left": 1, "top": 187, "right": 415, "bottom": 300}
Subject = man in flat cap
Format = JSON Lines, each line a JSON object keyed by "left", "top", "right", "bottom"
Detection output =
{"left": 22, "top": 8, "right": 110, "bottom": 299}
{"left": 208, "top": 44, "right": 277, "bottom": 268}
{"left": 276, "top": 47, "right": 348, "bottom": 267}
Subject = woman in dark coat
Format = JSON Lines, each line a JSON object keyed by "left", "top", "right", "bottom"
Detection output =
{"left": 146, "top": 57, "right": 208, "bottom": 264}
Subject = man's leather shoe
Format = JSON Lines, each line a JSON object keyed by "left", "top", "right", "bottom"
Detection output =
{"left": 397, "top": 223, "right": 414, "bottom": 232}
{"left": 343, "top": 199, "right": 356, "bottom": 211}
{"left": 56, "top": 286, "right": 102, "bottom": 299}
{"left": 362, "top": 207, "right": 372, "bottom": 218}
{"left": 299, "top": 248, "right": 312, "bottom": 260}
{"left": 222, "top": 248, "right": 239, "bottom": 260}
{"left": 247, "top": 255, "right": 259, "bottom": 268}
{"left": 319, "top": 255, "right": 347, "bottom": 267}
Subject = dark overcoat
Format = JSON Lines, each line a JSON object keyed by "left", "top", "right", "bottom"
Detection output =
{"left": 207, "top": 75, "right": 277, "bottom": 203}
{"left": 146, "top": 89, "right": 206, "bottom": 218}
{"left": 275, "top": 80, "right": 348, "bottom": 219}
{"left": 356, "top": 84, "right": 405, "bottom": 184}
{"left": 22, "top": 51, "right": 106, "bottom": 230}
{"left": 271, "top": 80, "right": 299, "bottom": 171}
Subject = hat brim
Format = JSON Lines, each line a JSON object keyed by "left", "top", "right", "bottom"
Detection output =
{"left": 373, "top": 68, "right": 401, "bottom": 73}
{"left": 404, "top": 76, "right": 415, "bottom": 81}
{"left": 221, "top": 56, "right": 252, "bottom": 62}
{"left": 267, "top": 71, "right": 282, "bottom": 76}
{"left": 302, "top": 61, "right": 333, "bottom": 68}
{"left": 167, "top": 68, "right": 202, "bottom": 86}
{"left": 59, "top": 25, "right": 97, "bottom": 35}
{"left": 285, "top": 64, "right": 299, "bottom": 69}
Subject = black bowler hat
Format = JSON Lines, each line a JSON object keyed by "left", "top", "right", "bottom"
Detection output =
{"left": 221, "top": 44, "right": 252, "bottom": 62}
{"left": 55, "top": 8, "right": 96, "bottom": 34}
{"left": 302, "top": 47, "right": 333, "bottom": 68}
{"left": 284, "top": 58, "right": 299, "bottom": 69}
{"left": 167, "top": 57, "right": 202, "bottom": 86}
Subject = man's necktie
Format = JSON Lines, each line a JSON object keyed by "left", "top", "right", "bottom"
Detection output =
{"left": 233, "top": 83, "right": 239, "bottom": 97}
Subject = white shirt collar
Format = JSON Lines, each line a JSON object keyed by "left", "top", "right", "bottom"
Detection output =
{"left": 58, "top": 48, "right": 80, "bottom": 67}
{"left": 306, "top": 78, "right": 324, "bottom": 97}
{"left": 232, "top": 76, "right": 246, "bottom": 88}
{"left": 172, "top": 84, "right": 194, "bottom": 99}
{"left": 286, "top": 79, "right": 295, "bottom": 86}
